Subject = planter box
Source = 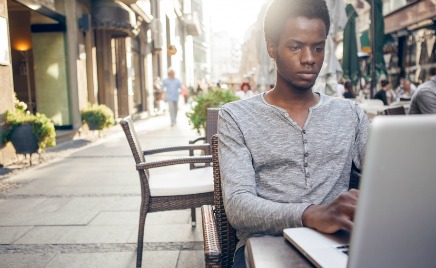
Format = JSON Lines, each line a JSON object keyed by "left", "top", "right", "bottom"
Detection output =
{"left": 10, "top": 124, "right": 39, "bottom": 154}
{"left": 86, "top": 121, "right": 101, "bottom": 131}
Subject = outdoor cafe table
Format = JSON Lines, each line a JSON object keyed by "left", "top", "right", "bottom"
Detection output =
{"left": 245, "top": 236, "right": 313, "bottom": 268}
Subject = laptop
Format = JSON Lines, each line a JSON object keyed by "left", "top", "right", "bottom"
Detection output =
{"left": 284, "top": 115, "right": 436, "bottom": 268}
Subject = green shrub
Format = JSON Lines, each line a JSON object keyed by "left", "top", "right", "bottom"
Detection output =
{"left": 2, "top": 98, "right": 56, "bottom": 152}
{"left": 186, "top": 88, "right": 239, "bottom": 134}
{"left": 81, "top": 104, "right": 115, "bottom": 130}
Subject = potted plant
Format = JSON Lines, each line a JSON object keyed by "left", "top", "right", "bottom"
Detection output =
{"left": 186, "top": 88, "right": 239, "bottom": 134}
{"left": 81, "top": 103, "right": 115, "bottom": 131}
{"left": 2, "top": 97, "right": 56, "bottom": 154}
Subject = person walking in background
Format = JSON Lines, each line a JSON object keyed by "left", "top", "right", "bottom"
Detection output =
{"left": 336, "top": 78, "right": 345, "bottom": 98}
{"left": 343, "top": 80, "right": 355, "bottom": 99}
{"left": 235, "top": 82, "right": 255, "bottom": 100}
{"left": 409, "top": 74, "right": 436, "bottom": 114}
{"left": 162, "top": 68, "right": 182, "bottom": 126}
{"left": 374, "top": 79, "right": 390, "bottom": 105}
{"left": 153, "top": 76, "right": 163, "bottom": 114}
{"left": 181, "top": 84, "right": 189, "bottom": 104}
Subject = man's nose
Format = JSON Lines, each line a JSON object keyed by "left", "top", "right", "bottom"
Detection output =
{"left": 301, "top": 47, "right": 316, "bottom": 65}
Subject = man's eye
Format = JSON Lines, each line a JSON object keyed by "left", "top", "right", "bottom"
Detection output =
{"left": 290, "top": 46, "right": 300, "bottom": 51}
{"left": 315, "top": 47, "right": 324, "bottom": 52}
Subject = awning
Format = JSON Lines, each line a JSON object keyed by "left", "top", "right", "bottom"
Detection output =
{"left": 92, "top": 0, "right": 137, "bottom": 37}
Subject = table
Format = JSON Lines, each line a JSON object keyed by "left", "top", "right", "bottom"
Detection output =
{"left": 245, "top": 236, "right": 314, "bottom": 268}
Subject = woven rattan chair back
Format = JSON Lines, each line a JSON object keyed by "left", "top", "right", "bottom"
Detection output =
{"left": 205, "top": 108, "right": 220, "bottom": 145}
{"left": 211, "top": 134, "right": 238, "bottom": 267}
{"left": 120, "top": 116, "right": 146, "bottom": 164}
{"left": 384, "top": 106, "right": 406, "bottom": 115}
{"left": 190, "top": 108, "right": 220, "bottom": 169}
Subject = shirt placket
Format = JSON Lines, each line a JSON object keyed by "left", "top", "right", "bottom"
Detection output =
{"left": 301, "top": 128, "right": 310, "bottom": 187}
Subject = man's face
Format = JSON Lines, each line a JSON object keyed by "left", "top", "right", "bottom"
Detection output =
{"left": 169, "top": 70, "right": 175, "bottom": 79}
{"left": 270, "top": 16, "right": 326, "bottom": 91}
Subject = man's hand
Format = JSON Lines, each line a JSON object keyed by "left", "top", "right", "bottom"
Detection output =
{"left": 302, "top": 189, "right": 359, "bottom": 233}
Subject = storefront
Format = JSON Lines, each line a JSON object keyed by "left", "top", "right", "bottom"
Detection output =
{"left": 6, "top": 0, "right": 79, "bottom": 128}
{"left": 383, "top": 0, "right": 435, "bottom": 87}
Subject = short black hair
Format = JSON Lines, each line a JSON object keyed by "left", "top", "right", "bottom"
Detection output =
{"left": 380, "top": 79, "right": 390, "bottom": 88}
{"left": 264, "top": 0, "right": 330, "bottom": 44}
{"left": 344, "top": 80, "right": 353, "bottom": 90}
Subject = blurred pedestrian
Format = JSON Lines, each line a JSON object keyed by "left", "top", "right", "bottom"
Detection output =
{"left": 374, "top": 79, "right": 390, "bottom": 105}
{"left": 162, "top": 68, "right": 182, "bottom": 126}
{"left": 336, "top": 78, "right": 345, "bottom": 98}
{"left": 235, "top": 82, "right": 254, "bottom": 99}
{"left": 343, "top": 80, "right": 355, "bottom": 99}
{"left": 181, "top": 84, "right": 189, "bottom": 104}
{"left": 153, "top": 76, "right": 163, "bottom": 114}
{"left": 409, "top": 74, "right": 436, "bottom": 114}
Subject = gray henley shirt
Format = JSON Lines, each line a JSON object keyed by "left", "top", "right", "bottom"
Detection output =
{"left": 217, "top": 93, "right": 370, "bottom": 249}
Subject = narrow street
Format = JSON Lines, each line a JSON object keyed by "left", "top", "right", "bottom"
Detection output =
{"left": 0, "top": 107, "right": 206, "bottom": 268}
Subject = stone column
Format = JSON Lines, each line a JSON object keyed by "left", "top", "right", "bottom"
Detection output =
{"left": 115, "top": 37, "right": 129, "bottom": 118}
{"left": 95, "top": 29, "right": 116, "bottom": 115}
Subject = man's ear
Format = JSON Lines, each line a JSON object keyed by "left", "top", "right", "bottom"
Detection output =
{"left": 266, "top": 39, "right": 276, "bottom": 59}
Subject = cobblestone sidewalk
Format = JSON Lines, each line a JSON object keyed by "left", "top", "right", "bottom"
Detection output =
{"left": 0, "top": 131, "right": 106, "bottom": 193}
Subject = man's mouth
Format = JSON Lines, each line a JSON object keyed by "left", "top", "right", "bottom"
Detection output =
{"left": 297, "top": 70, "right": 318, "bottom": 80}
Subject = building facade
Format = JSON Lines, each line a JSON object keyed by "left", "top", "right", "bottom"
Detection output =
{"left": 0, "top": 0, "right": 206, "bottom": 166}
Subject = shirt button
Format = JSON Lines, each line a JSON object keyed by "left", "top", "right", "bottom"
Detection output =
{"left": 284, "top": 113, "right": 288, "bottom": 117}
{"left": 303, "top": 139, "right": 308, "bottom": 144}
{"left": 302, "top": 129, "right": 306, "bottom": 134}
{"left": 304, "top": 152, "right": 309, "bottom": 157}
{"left": 304, "top": 163, "right": 308, "bottom": 167}
{"left": 306, "top": 172, "right": 310, "bottom": 178}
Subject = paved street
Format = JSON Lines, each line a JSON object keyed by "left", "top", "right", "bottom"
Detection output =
{"left": 0, "top": 107, "right": 207, "bottom": 268}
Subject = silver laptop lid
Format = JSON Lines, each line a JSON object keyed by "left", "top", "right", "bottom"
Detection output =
{"left": 348, "top": 115, "right": 436, "bottom": 268}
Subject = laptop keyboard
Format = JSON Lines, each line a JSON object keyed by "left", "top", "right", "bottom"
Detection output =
{"left": 335, "top": 245, "right": 350, "bottom": 255}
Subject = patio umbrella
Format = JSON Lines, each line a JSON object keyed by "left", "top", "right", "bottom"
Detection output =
{"left": 313, "top": 0, "right": 348, "bottom": 96}
{"left": 366, "top": 0, "right": 387, "bottom": 77}
{"left": 342, "top": 4, "right": 361, "bottom": 86}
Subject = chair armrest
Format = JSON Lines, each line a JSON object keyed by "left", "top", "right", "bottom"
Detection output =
{"left": 136, "top": 156, "right": 212, "bottom": 170}
{"left": 143, "top": 144, "right": 210, "bottom": 155}
{"left": 190, "top": 137, "right": 206, "bottom": 144}
{"left": 202, "top": 205, "right": 222, "bottom": 267}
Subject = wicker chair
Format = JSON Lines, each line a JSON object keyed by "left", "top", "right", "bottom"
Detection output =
{"left": 189, "top": 108, "right": 220, "bottom": 170}
{"left": 201, "top": 134, "right": 362, "bottom": 268}
{"left": 384, "top": 105, "right": 406, "bottom": 115}
{"left": 202, "top": 134, "right": 238, "bottom": 268}
{"left": 120, "top": 116, "right": 214, "bottom": 268}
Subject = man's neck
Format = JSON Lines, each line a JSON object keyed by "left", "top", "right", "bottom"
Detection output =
{"left": 265, "top": 83, "right": 319, "bottom": 111}
{"left": 264, "top": 82, "right": 320, "bottom": 128}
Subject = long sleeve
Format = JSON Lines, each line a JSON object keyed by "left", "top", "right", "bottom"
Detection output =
{"left": 352, "top": 103, "right": 371, "bottom": 170}
{"left": 414, "top": 90, "right": 436, "bottom": 114}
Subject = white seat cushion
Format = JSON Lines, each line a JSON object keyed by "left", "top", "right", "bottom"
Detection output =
{"left": 149, "top": 166, "right": 213, "bottom": 196}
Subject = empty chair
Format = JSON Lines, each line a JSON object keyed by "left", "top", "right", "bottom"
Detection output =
{"left": 120, "top": 116, "right": 214, "bottom": 268}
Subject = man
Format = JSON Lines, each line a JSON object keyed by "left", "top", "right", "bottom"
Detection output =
{"left": 162, "top": 68, "right": 182, "bottom": 126}
{"left": 395, "top": 78, "right": 416, "bottom": 101}
{"left": 409, "top": 74, "right": 436, "bottom": 114}
{"left": 217, "top": 0, "right": 370, "bottom": 267}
